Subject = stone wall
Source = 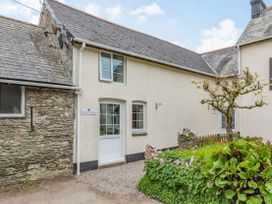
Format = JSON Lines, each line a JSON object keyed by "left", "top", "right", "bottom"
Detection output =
{"left": 0, "top": 87, "right": 75, "bottom": 185}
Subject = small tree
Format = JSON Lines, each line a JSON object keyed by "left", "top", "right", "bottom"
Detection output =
{"left": 193, "top": 68, "right": 268, "bottom": 138}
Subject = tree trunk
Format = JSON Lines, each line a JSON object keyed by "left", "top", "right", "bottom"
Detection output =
{"left": 226, "top": 119, "right": 233, "bottom": 141}
{"left": 226, "top": 122, "right": 233, "bottom": 141}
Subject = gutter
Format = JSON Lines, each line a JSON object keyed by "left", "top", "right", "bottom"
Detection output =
{"left": 76, "top": 42, "right": 86, "bottom": 175}
{"left": 0, "top": 79, "right": 78, "bottom": 90}
{"left": 237, "top": 36, "right": 272, "bottom": 47}
{"left": 73, "top": 37, "right": 217, "bottom": 78}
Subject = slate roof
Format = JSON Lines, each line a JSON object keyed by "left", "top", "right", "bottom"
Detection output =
{"left": 46, "top": 0, "right": 216, "bottom": 76}
{"left": 201, "top": 47, "right": 238, "bottom": 76}
{"left": 237, "top": 7, "right": 272, "bottom": 45}
{"left": 0, "top": 15, "right": 72, "bottom": 86}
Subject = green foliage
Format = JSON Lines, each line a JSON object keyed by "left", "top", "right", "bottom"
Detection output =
{"left": 159, "top": 143, "right": 226, "bottom": 162}
{"left": 139, "top": 138, "right": 272, "bottom": 204}
{"left": 202, "top": 138, "right": 272, "bottom": 203}
{"left": 139, "top": 144, "right": 228, "bottom": 204}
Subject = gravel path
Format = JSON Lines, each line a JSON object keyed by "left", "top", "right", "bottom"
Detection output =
{"left": 0, "top": 161, "right": 159, "bottom": 204}
{"left": 78, "top": 160, "right": 159, "bottom": 203}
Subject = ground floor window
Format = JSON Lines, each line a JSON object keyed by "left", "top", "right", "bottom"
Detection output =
{"left": 132, "top": 102, "right": 145, "bottom": 132}
{"left": 0, "top": 84, "right": 24, "bottom": 117}
{"left": 221, "top": 110, "right": 235, "bottom": 129}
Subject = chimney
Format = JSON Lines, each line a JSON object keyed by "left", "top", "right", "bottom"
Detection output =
{"left": 250, "top": 0, "right": 267, "bottom": 19}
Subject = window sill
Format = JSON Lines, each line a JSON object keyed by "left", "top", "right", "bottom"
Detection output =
{"left": 0, "top": 114, "right": 25, "bottom": 119}
{"left": 132, "top": 132, "right": 148, "bottom": 137}
{"left": 99, "top": 79, "right": 125, "bottom": 84}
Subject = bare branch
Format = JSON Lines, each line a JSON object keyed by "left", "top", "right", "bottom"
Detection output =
{"left": 192, "top": 68, "right": 269, "bottom": 136}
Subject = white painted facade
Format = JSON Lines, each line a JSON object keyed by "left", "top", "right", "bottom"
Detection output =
{"left": 73, "top": 45, "right": 228, "bottom": 165}
{"left": 240, "top": 40, "right": 272, "bottom": 141}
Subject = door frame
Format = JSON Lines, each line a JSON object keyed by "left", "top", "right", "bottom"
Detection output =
{"left": 98, "top": 100, "right": 126, "bottom": 166}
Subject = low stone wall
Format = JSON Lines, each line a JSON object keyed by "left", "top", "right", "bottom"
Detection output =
{"left": 0, "top": 87, "right": 75, "bottom": 185}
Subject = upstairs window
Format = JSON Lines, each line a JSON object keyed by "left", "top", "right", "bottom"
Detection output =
{"left": 0, "top": 84, "right": 25, "bottom": 117}
{"left": 100, "top": 52, "right": 124, "bottom": 83}
{"left": 132, "top": 103, "right": 145, "bottom": 132}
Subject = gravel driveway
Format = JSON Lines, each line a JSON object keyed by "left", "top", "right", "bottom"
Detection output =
{"left": 78, "top": 160, "right": 157, "bottom": 203}
{"left": 0, "top": 160, "right": 159, "bottom": 204}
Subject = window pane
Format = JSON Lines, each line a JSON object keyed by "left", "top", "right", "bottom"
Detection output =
{"left": 221, "top": 111, "right": 235, "bottom": 129}
{"left": 100, "top": 114, "right": 106, "bottom": 125}
{"left": 114, "top": 115, "right": 120, "bottom": 124}
{"left": 0, "top": 84, "right": 22, "bottom": 114}
{"left": 107, "top": 125, "right": 114, "bottom": 135}
{"left": 107, "top": 104, "right": 114, "bottom": 114}
{"left": 133, "top": 105, "right": 143, "bottom": 113}
{"left": 136, "top": 113, "right": 143, "bottom": 120}
{"left": 222, "top": 115, "right": 226, "bottom": 129}
{"left": 113, "top": 104, "right": 120, "bottom": 115}
{"left": 137, "top": 121, "right": 144, "bottom": 129}
{"left": 114, "top": 125, "right": 120, "bottom": 135}
{"left": 100, "top": 104, "right": 107, "bottom": 114}
{"left": 132, "top": 113, "right": 137, "bottom": 120}
{"left": 106, "top": 114, "right": 113, "bottom": 125}
{"left": 113, "top": 55, "right": 124, "bottom": 83}
{"left": 100, "top": 125, "right": 107, "bottom": 136}
{"left": 132, "top": 121, "right": 137, "bottom": 129}
{"left": 113, "top": 73, "right": 124, "bottom": 83}
{"left": 101, "top": 53, "right": 112, "bottom": 80}
{"left": 132, "top": 104, "right": 145, "bottom": 130}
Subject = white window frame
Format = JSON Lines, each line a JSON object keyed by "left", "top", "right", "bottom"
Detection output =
{"left": 0, "top": 85, "right": 25, "bottom": 118}
{"left": 99, "top": 51, "right": 125, "bottom": 83}
{"left": 220, "top": 110, "right": 236, "bottom": 132}
{"left": 132, "top": 102, "right": 146, "bottom": 133}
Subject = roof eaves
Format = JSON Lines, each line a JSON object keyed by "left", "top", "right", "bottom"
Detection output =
{"left": 74, "top": 37, "right": 216, "bottom": 78}
{"left": 237, "top": 36, "right": 272, "bottom": 47}
{"left": 0, "top": 78, "right": 76, "bottom": 90}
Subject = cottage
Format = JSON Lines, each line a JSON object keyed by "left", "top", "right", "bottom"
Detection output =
{"left": 40, "top": 0, "right": 239, "bottom": 174}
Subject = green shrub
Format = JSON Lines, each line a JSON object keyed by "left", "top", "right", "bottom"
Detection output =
{"left": 202, "top": 138, "right": 272, "bottom": 203}
{"left": 138, "top": 138, "right": 272, "bottom": 204}
{"left": 138, "top": 146, "right": 228, "bottom": 204}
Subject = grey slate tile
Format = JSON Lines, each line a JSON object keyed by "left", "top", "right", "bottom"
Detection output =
{"left": 237, "top": 7, "right": 272, "bottom": 45}
{"left": 46, "top": 0, "right": 215, "bottom": 75}
{"left": 0, "top": 15, "right": 72, "bottom": 86}
{"left": 201, "top": 47, "right": 238, "bottom": 76}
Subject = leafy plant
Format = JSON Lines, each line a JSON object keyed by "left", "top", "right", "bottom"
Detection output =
{"left": 138, "top": 138, "right": 272, "bottom": 204}
{"left": 201, "top": 138, "right": 272, "bottom": 203}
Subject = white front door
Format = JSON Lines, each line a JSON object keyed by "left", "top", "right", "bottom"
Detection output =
{"left": 99, "top": 102, "right": 124, "bottom": 165}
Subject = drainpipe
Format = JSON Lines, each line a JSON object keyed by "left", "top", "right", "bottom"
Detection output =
{"left": 76, "top": 42, "right": 86, "bottom": 175}
{"left": 237, "top": 45, "right": 243, "bottom": 136}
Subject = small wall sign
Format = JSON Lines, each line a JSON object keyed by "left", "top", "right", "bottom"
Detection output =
{"left": 80, "top": 108, "right": 96, "bottom": 115}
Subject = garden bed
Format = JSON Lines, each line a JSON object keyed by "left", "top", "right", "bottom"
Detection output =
{"left": 138, "top": 138, "right": 272, "bottom": 204}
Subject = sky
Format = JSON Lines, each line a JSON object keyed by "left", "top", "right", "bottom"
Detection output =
{"left": 0, "top": 0, "right": 271, "bottom": 53}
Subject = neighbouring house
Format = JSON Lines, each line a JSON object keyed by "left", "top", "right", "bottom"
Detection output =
{"left": 237, "top": 1, "right": 272, "bottom": 141}
{"left": 1, "top": 0, "right": 271, "bottom": 184}
{"left": 0, "top": 16, "right": 76, "bottom": 184}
